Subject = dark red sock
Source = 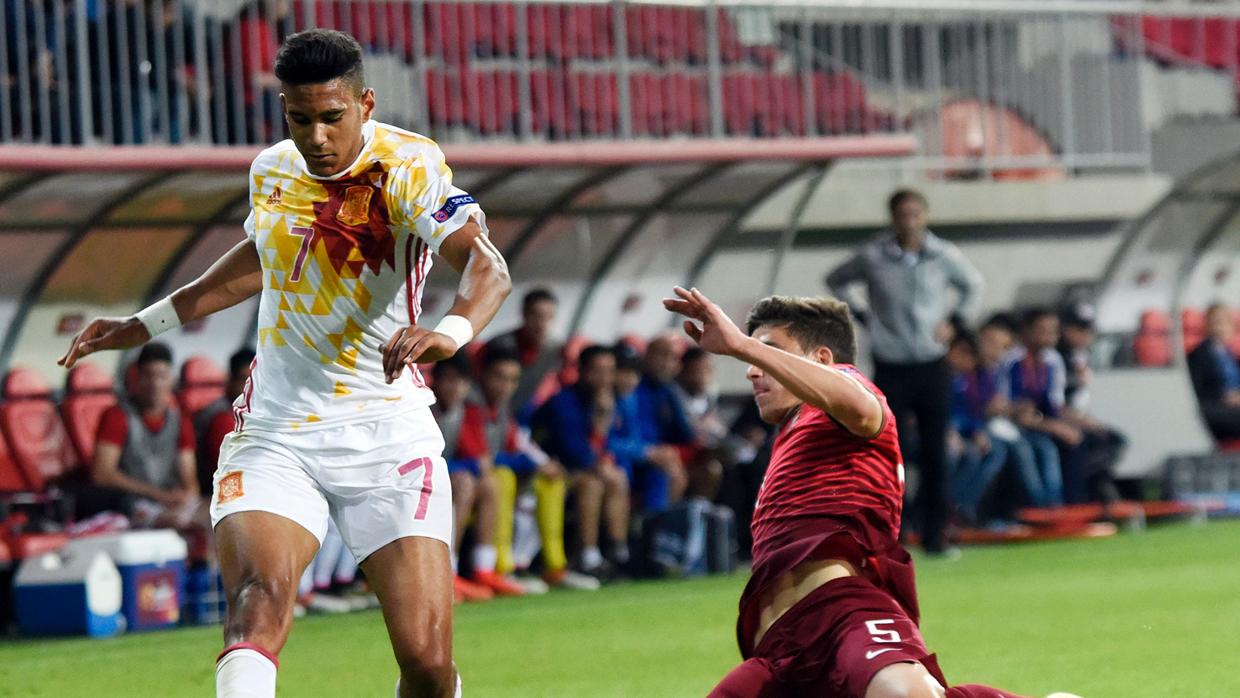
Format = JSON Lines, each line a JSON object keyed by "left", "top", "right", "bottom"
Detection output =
{"left": 946, "top": 685, "right": 1030, "bottom": 698}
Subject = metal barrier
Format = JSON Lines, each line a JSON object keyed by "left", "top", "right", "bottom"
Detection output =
{"left": 3, "top": 0, "right": 1240, "bottom": 174}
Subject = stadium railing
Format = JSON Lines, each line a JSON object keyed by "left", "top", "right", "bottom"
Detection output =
{"left": 6, "top": 0, "right": 1240, "bottom": 176}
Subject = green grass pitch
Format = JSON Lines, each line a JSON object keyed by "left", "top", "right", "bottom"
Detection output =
{"left": 3, "top": 519, "right": 1239, "bottom": 697}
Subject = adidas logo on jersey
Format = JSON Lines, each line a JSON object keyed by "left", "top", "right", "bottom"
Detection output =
{"left": 267, "top": 187, "right": 282, "bottom": 206}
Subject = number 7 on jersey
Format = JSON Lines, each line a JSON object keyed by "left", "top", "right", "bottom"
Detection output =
{"left": 289, "top": 226, "right": 316, "bottom": 282}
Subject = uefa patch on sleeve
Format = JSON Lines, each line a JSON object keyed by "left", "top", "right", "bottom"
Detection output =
{"left": 432, "top": 194, "right": 476, "bottom": 222}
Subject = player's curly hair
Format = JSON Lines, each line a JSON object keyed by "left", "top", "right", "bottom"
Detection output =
{"left": 746, "top": 296, "right": 857, "bottom": 365}
{"left": 275, "top": 29, "right": 365, "bottom": 94}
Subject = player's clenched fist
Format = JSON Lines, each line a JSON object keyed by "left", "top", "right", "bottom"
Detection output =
{"left": 58, "top": 317, "right": 152, "bottom": 370}
{"left": 381, "top": 325, "right": 458, "bottom": 383}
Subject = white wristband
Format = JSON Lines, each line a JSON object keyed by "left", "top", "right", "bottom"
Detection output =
{"left": 433, "top": 315, "right": 474, "bottom": 351}
{"left": 135, "top": 296, "right": 182, "bottom": 338}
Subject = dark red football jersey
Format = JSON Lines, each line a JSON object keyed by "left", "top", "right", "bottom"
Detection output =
{"left": 751, "top": 364, "right": 904, "bottom": 555}
{"left": 737, "top": 364, "right": 915, "bottom": 657}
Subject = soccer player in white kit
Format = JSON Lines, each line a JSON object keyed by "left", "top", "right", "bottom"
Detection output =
{"left": 57, "top": 29, "right": 510, "bottom": 698}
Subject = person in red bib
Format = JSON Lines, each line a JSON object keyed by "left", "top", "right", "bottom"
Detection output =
{"left": 93, "top": 342, "right": 199, "bottom": 529}
{"left": 664, "top": 288, "right": 1079, "bottom": 698}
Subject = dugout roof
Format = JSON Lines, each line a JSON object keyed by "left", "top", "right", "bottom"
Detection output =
{"left": 0, "top": 136, "right": 913, "bottom": 382}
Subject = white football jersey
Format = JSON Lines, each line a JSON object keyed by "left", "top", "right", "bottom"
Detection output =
{"left": 233, "top": 120, "right": 485, "bottom": 433}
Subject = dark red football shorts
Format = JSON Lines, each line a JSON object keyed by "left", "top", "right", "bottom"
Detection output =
{"left": 708, "top": 575, "right": 947, "bottom": 698}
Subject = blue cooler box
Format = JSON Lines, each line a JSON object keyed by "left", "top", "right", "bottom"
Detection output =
{"left": 14, "top": 549, "right": 123, "bottom": 637}
{"left": 62, "top": 530, "right": 188, "bottom": 631}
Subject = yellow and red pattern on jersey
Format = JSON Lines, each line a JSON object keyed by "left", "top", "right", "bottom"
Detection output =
{"left": 232, "top": 120, "right": 485, "bottom": 433}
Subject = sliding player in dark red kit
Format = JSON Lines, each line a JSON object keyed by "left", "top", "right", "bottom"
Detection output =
{"left": 664, "top": 288, "right": 1078, "bottom": 698}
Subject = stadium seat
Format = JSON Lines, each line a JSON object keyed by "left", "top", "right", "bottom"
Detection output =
{"left": 0, "top": 426, "right": 32, "bottom": 493}
{"left": 0, "top": 368, "right": 72, "bottom": 493}
{"left": 1181, "top": 307, "right": 1206, "bottom": 353}
{"left": 177, "top": 357, "right": 226, "bottom": 418}
{"left": 60, "top": 364, "right": 118, "bottom": 471}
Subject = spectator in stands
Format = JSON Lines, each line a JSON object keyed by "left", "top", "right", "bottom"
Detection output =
{"left": 533, "top": 345, "right": 630, "bottom": 578}
{"left": 486, "top": 288, "right": 563, "bottom": 422}
{"left": 947, "top": 321, "right": 1059, "bottom": 523}
{"left": 92, "top": 342, "right": 200, "bottom": 528}
{"left": 195, "top": 348, "right": 254, "bottom": 496}
{"left": 1002, "top": 309, "right": 1076, "bottom": 504}
{"left": 630, "top": 335, "right": 700, "bottom": 511}
{"left": 675, "top": 347, "right": 728, "bottom": 449}
{"left": 1188, "top": 302, "right": 1240, "bottom": 441}
{"left": 826, "top": 188, "right": 984, "bottom": 555}
{"left": 476, "top": 347, "right": 598, "bottom": 591}
{"left": 430, "top": 354, "right": 520, "bottom": 601}
{"left": 1057, "top": 303, "right": 1124, "bottom": 503}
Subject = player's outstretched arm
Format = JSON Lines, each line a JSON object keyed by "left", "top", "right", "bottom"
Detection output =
{"left": 663, "top": 286, "right": 882, "bottom": 437}
{"left": 381, "top": 218, "right": 511, "bottom": 383}
{"left": 59, "top": 240, "right": 263, "bottom": 369}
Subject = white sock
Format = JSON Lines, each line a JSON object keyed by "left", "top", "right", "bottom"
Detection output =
{"left": 581, "top": 546, "right": 603, "bottom": 570}
{"left": 216, "top": 646, "right": 277, "bottom": 698}
{"left": 472, "top": 544, "right": 498, "bottom": 574}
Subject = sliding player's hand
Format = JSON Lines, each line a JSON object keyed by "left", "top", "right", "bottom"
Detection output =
{"left": 381, "top": 325, "right": 457, "bottom": 383}
{"left": 58, "top": 317, "right": 151, "bottom": 370}
{"left": 662, "top": 286, "right": 746, "bottom": 357}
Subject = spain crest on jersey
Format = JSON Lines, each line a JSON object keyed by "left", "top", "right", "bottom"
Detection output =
{"left": 337, "top": 185, "right": 374, "bottom": 226}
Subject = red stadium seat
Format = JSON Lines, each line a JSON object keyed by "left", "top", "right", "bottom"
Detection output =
{"left": 0, "top": 368, "right": 72, "bottom": 493}
{"left": 0, "top": 426, "right": 32, "bottom": 493}
{"left": 177, "top": 357, "right": 226, "bottom": 419}
{"left": 1139, "top": 309, "right": 1172, "bottom": 334}
{"left": 60, "top": 363, "right": 118, "bottom": 471}
{"left": 1133, "top": 333, "right": 1173, "bottom": 367}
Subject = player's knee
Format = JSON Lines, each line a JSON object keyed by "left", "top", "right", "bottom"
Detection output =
{"left": 394, "top": 634, "right": 453, "bottom": 688}
{"left": 225, "top": 574, "right": 296, "bottom": 638}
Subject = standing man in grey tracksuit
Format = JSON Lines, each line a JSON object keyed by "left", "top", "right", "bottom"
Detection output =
{"left": 826, "top": 189, "right": 984, "bottom": 556}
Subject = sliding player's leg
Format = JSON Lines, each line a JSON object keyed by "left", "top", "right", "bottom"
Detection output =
{"left": 215, "top": 511, "right": 321, "bottom": 698}
{"left": 362, "top": 536, "right": 458, "bottom": 698}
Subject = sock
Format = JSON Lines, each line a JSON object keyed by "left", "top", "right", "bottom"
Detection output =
{"left": 581, "top": 546, "right": 603, "bottom": 570}
{"left": 216, "top": 644, "right": 277, "bottom": 698}
{"left": 472, "top": 544, "right": 498, "bottom": 574}
{"left": 333, "top": 544, "right": 358, "bottom": 586}
{"left": 493, "top": 466, "right": 518, "bottom": 574}
{"left": 947, "top": 686, "right": 1029, "bottom": 698}
{"left": 297, "top": 562, "right": 314, "bottom": 598}
{"left": 533, "top": 474, "right": 567, "bottom": 572}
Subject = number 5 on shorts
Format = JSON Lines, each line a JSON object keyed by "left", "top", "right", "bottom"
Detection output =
{"left": 865, "top": 619, "right": 902, "bottom": 644}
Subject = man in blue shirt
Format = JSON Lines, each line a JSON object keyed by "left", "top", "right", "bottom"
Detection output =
{"left": 1188, "top": 302, "right": 1240, "bottom": 440}
{"left": 533, "top": 345, "right": 630, "bottom": 577}
{"left": 630, "top": 336, "right": 698, "bottom": 513}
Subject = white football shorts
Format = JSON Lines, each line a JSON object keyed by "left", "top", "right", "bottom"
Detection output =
{"left": 209, "top": 406, "right": 452, "bottom": 562}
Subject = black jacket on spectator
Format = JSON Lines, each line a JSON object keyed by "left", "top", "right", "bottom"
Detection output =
{"left": 1187, "top": 339, "right": 1240, "bottom": 440}
{"left": 1188, "top": 339, "right": 1236, "bottom": 406}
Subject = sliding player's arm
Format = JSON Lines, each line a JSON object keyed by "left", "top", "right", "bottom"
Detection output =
{"left": 59, "top": 240, "right": 263, "bottom": 369}
{"left": 664, "top": 286, "right": 883, "bottom": 438}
